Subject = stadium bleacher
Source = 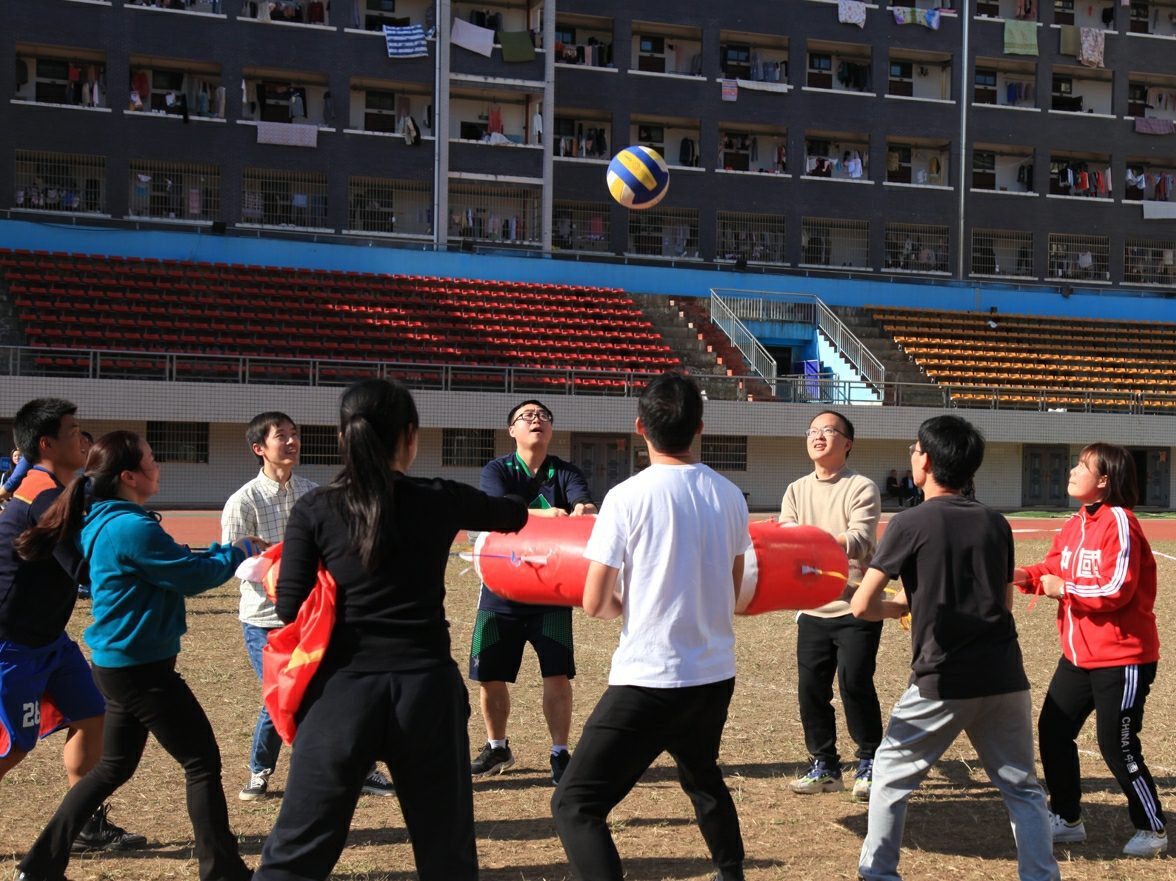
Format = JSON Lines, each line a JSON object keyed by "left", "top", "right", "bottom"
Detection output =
{"left": 871, "top": 305, "right": 1176, "bottom": 407}
{"left": 0, "top": 249, "right": 680, "bottom": 386}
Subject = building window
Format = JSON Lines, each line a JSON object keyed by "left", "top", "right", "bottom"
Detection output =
{"left": 627, "top": 207, "right": 700, "bottom": 259}
{"left": 13, "top": 150, "right": 106, "bottom": 214}
{"left": 701, "top": 435, "right": 747, "bottom": 472}
{"left": 1048, "top": 233, "right": 1109, "bottom": 281}
{"left": 801, "top": 217, "right": 869, "bottom": 269}
{"left": 146, "top": 421, "right": 209, "bottom": 464}
{"left": 971, "top": 228, "right": 1034, "bottom": 278}
{"left": 553, "top": 200, "right": 611, "bottom": 253}
{"left": 885, "top": 223, "right": 949, "bottom": 274}
{"left": 299, "top": 425, "right": 341, "bottom": 466}
{"left": 442, "top": 428, "right": 496, "bottom": 467}
{"left": 241, "top": 168, "right": 329, "bottom": 230}
{"left": 348, "top": 176, "right": 432, "bottom": 237}
{"left": 1125, "top": 238, "right": 1176, "bottom": 286}
{"left": 448, "top": 183, "right": 542, "bottom": 245}
{"left": 716, "top": 212, "right": 786, "bottom": 265}
{"left": 128, "top": 160, "right": 220, "bottom": 222}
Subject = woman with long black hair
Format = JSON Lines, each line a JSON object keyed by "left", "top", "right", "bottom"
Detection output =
{"left": 13, "top": 430, "right": 261, "bottom": 881}
{"left": 1015, "top": 442, "right": 1166, "bottom": 858}
{"left": 254, "top": 378, "right": 529, "bottom": 881}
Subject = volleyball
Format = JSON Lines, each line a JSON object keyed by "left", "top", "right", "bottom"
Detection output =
{"left": 607, "top": 146, "right": 670, "bottom": 210}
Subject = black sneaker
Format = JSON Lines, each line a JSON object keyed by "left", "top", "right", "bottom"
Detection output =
{"left": 361, "top": 768, "right": 395, "bottom": 796}
{"left": 471, "top": 741, "right": 515, "bottom": 776}
{"left": 239, "top": 770, "right": 271, "bottom": 801}
{"left": 550, "top": 750, "right": 571, "bottom": 785}
{"left": 71, "top": 803, "right": 147, "bottom": 853}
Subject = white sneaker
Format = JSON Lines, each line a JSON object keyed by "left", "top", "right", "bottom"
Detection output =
{"left": 1123, "top": 829, "right": 1168, "bottom": 857}
{"left": 1049, "top": 812, "right": 1086, "bottom": 843}
{"left": 239, "top": 770, "right": 271, "bottom": 801}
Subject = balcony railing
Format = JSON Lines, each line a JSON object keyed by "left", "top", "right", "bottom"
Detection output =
{"left": 5, "top": 345, "right": 1175, "bottom": 414}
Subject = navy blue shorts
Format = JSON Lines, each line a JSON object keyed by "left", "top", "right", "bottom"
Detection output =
{"left": 0, "top": 633, "right": 105, "bottom": 757}
{"left": 469, "top": 608, "right": 576, "bottom": 682}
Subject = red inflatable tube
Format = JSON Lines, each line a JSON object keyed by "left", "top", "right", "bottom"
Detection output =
{"left": 471, "top": 518, "right": 848, "bottom": 614}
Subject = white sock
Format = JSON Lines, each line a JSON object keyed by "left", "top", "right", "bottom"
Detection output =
{"left": 489, "top": 738, "right": 507, "bottom": 749}
{"left": 551, "top": 744, "right": 568, "bottom": 756}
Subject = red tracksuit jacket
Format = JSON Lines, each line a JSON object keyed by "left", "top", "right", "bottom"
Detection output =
{"left": 1021, "top": 504, "right": 1159, "bottom": 669}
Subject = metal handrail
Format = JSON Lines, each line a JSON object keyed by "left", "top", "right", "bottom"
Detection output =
{"left": 708, "top": 292, "right": 778, "bottom": 394}
{"left": 3, "top": 345, "right": 1175, "bottom": 414}
{"left": 710, "top": 289, "right": 886, "bottom": 389}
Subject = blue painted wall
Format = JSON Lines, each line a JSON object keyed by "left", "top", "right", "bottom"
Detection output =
{"left": 6, "top": 218, "right": 1176, "bottom": 322}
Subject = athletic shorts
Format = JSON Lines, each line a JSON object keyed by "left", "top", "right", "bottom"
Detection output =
{"left": 468, "top": 608, "right": 576, "bottom": 683}
{"left": 0, "top": 633, "right": 105, "bottom": 757}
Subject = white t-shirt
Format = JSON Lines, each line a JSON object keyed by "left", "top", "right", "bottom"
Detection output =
{"left": 584, "top": 462, "right": 750, "bottom": 688}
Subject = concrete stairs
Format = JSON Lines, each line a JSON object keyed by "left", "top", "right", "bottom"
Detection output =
{"left": 828, "top": 305, "right": 946, "bottom": 404}
{"left": 633, "top": 294, "right": 777, "bottom": 401}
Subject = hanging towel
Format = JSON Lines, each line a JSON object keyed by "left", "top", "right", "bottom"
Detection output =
{"left": 1079, "top": 27, "right": 1104, "bottom": 68}
{"left": 498, "top": 30, "right": 536, "bottom": 62}
{"left": 1135, "top": 116, "right": 1175, "bottom": 135}
{"left": 257, "top": 121, "right": 319, "bottom": 147}
{"left": 384, "top": 24, "right": 429, "bottom": 58}
{"left": 1004, "top": 20, "right": 1039, "bottom": 55}
{"left": 451, "top": 17, "right": 495, "bottom": 57}
{"left": 1058, "top": 24, "right": 1081, "bottom": 55}
{"left": 838, "top": 0, "right": 867, "bottom": 27}
{"left": 893, "top": 7, "right": 941, "bottom": 28}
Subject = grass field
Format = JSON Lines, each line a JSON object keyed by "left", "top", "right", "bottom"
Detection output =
{"left": 3, "top": 539, "right": 1176, "bottom": 880}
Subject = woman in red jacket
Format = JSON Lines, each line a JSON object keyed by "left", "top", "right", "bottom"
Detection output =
{"left": 1015, "top": 443, "right": 1165, "bottom": 858}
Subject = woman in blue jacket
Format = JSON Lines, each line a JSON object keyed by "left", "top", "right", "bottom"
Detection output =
{"left": 13, "top": 430, "right": 263, "bottom": 881}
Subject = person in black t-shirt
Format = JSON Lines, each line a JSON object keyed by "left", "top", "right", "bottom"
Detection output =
{"left": 470, "top": 400, "right": 596, "bottom": 786}
{"left": 851, "top": 416, "right": 1059, "bottom": 881}
{"left": 253, "top": 379, "right": 528, "bottom": 881}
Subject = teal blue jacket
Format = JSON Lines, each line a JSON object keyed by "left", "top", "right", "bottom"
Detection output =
{"left": 81, "top": 500, "right": 244, "bottom": 668}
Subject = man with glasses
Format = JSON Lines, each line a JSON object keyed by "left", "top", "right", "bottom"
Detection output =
{"left": 469, "top": 400, "right": 597, "bottom": 785}
{"left": 782, "top": 411, "right": 882, "bottom": 800}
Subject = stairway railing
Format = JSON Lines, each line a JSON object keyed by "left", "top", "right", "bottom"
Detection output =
{"left": 708, "top": 291, "right": 777, "bottom": 394}
{"left": 710, "top": 289, "right": 885, "bottom": 389}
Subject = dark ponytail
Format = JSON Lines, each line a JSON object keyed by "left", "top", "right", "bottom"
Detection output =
{"left": 332, "top": 379, "right": 419, "bottom": 570}
{"left": 15, "top": 430, "right": 145, "bottom": 561}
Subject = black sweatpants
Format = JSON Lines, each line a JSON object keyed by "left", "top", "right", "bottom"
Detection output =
{"left": 1038, "top": 656, "right": 1166, "bottom": 832}
{"left": 19, "top": 656, "right": 251, "bottom": 881}
{"left": 254, "top": 661, "right": 475, "bottom": 881}
{"left": 796, "top": 613, "right": 884, "bottom": 764}
{"left": 551, "top": 678, "right": 744, "bottom": 881}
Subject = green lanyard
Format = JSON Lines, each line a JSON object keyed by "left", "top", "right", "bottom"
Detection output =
{"left": 515, "top": 452, "right": 555, "bottom": 509}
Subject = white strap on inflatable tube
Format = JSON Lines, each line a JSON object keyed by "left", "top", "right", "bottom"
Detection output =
{"left": 736, "top": 544, "right": 758, "bottom": 614}
{"left": 472, "top": 530, "right": 490, "bottom": 585}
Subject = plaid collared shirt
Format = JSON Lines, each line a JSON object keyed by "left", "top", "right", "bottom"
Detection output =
{"left": 222, "top": 469, "right": 318, "bottom": 627}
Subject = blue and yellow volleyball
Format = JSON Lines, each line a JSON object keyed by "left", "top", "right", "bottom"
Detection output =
{"left": 607, "top": 146, "right": 670, "bottom": 210}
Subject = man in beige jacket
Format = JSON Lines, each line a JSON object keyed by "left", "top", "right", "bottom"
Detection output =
{"left": 781, "top": 410, "right": 882, "bottom": 801}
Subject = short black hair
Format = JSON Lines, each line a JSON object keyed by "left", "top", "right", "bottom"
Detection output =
{"left": 80, "top": 431, "right": 94, "bottom": 442}
{"left": 508, "top": 400, "right": 552, "bottom": 425}
{"left": 917, "top": 415, "right": 985, "bottom": 491}
{"left": 638, "top": 372, "right": 703, "bottom": 455}
{"left": 812, "top": 409, "right": 855, "bottom": 442}
{"left": 246, "top": 412, "right": 297, "bottom": 465}
{"left": 14, "top": 398, "right": 77, "bottom": 463}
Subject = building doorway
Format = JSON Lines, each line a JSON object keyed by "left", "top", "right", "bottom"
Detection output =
{"left": 571, "top": 434, "right": 631, "bottom": 504}
{"left": 1022, "top": 445, "right": 1068, "bottom": 507}
{"left": 1129, "top": 447, "right": 1170, "bottom": 508}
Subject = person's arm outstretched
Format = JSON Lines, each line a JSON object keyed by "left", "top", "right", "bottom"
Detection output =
{"left": 124, "top": 515, "right": 253, "bottom": 596}
{"left": 850, "top": 568, "right": 910, "bottom": 622}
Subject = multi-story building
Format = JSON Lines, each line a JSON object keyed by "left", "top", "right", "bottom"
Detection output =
{"left": 5, "top": 0, "right": 1176, "bottom": 289}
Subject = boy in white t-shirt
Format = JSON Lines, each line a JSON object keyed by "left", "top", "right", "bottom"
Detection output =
{"left": 551, "top": 373, "right": 750, "bottom": 881}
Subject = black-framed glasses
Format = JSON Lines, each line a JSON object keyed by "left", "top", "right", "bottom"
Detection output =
{"left": 804, "top": 427, "right": 844, "bottom": 440}
{"left": 909, "top": 444, "right": 924, "bottom": 455}
{"left": 513, "top": 410, "right": 552, "bottom": 425}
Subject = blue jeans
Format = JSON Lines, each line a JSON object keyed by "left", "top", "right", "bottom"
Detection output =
{"left": 242, "top": 623, "right": 283, "bottom": 775}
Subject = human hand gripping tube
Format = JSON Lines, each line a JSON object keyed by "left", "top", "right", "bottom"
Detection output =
{"left": 469, "top": 518, "right": 848, "bottom": 614}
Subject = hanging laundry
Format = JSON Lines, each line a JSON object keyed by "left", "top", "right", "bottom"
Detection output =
{"left": 451, "top": 18, "right": 495, "bottom": 57}
{"left": 1135, "top": 117, "right": 1175, "bottom": 135}
{"left": 1004, "top": 20, "right": 1039, "bottom": 55}
{"left": 1015, "top": 0, "right": 1036, "bottom": 19}
{"left": 893, "top": 7, "right": 941, "bottom": 28}
{"left": 384, "top": 24, "right": 429, "bottom": 58}
{"left": 1078, "top": 27, "right": 1104, "bottom": 68}
{"left": 838, "top": 0, "right": 867, "bottom": 27}
{"left": 497, "top": 30, "right": 535, "bottom": 62}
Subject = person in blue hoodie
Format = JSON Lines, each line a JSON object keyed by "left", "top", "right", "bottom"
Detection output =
{"left": 13, "top": 429, "right": 264, "bottom": 881}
